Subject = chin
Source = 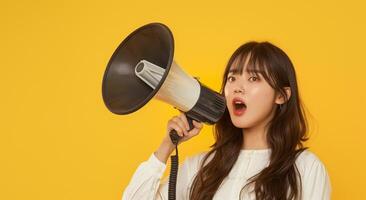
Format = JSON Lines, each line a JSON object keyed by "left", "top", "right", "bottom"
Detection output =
{"left": 229, "top": 114, "right": 252, "bottom": 128}
{"left": 232, "top": 121, "right": 252, "bottom": 129}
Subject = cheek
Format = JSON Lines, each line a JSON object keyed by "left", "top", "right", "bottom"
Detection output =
{"left": 224, "top": 84, "right": 232, "bottom": 108}
{"left": 249, "top": 86, "right": 276, "bottom": 109}
{"left": 224, "top": 84, "right": 230, "bottom": 98}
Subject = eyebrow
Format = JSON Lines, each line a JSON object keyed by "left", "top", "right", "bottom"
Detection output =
{"left": 228, "top": 68, "right": 261, "bottom": 75}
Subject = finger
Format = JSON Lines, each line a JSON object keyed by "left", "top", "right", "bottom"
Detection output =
{"left": 192, "top": 120, "right": 203, "bottom": 129}
{"left": 187, "top": 127, "right": 200, "bottom": 137}
{"left": 168, "top": 118, "right": 185, "bottom": 136}
{"left": 178, "top": 113, "right": 190, "bottom": 130}
{"left": 171, "top": 117, "right": 188, "bottom": 135}
{"left": 169, "top": 123, "right": 184, "bottom": 137}
{"left": 186, "top": 122, "right": 202, "bottom": 136}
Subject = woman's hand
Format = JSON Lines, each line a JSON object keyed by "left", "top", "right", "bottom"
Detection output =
{"left": 154, "top": 112, "right": 203, "bottom": 163}
{"left": 165, "top": 111, "right": 203, "bottom": 145}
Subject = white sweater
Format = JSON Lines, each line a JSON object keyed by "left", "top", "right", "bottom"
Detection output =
{"left": 122, "top": 149, "right": 331, "bottom": 200}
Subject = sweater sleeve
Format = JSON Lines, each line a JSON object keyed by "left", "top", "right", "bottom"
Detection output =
{"left": 301, "top": 154, "right": 332, "bottom": 200}
{"left": 122, "top": 152, "right": 192, "bottom": 200}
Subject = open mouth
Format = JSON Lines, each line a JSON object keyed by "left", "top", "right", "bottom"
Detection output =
{"left": 234, "top": 102, "right": 246, "bottom": 110}
{"left": 232, "top": 98, "right": 247, "bottom": 114}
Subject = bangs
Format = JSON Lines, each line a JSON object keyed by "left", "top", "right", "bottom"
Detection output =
{"left": 226, "top": 47, "right": 277, "bottom": 88}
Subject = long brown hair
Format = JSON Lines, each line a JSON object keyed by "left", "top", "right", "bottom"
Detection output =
{"left": 189, "top": 41, "right": 309, "bottom": 200}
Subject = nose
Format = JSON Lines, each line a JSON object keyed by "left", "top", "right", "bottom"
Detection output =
{"left": 234, "top": 86, "right": 244, "bottom": 94}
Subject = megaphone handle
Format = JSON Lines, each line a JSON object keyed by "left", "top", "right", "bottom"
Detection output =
{"left": 169, "top": 115, "right": 195, "bottom": 145}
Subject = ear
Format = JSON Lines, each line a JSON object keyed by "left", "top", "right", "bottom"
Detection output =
{"left": 275, "top": 87, "right": 291, "bottom": 104}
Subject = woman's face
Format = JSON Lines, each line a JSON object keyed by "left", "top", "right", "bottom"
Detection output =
{"left": 224, "top": 56, "right": 278, "bottom": 129}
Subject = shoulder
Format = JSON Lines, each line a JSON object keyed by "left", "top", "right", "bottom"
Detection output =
{"left": 295, "top": 149, "right": 332, "bottom": 199}
{"left": 296, "top": 149, "right": 322, "bottom": 165}
{"left": 295, "top": 149, "right": 327, "bottom": 175}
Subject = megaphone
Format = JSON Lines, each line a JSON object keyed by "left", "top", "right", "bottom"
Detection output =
{"left": 101, "top": 23, "right": 226, "bottom": 199}
{"left": 102, "top": 23, "right": 226, "bottom": 135}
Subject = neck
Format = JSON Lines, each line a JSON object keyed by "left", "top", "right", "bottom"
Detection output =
{"left": 242, "top": 126, "right": 269, "bottom": 150}
{"left": 241, "top": 105, "right": 277, "bottom": 150}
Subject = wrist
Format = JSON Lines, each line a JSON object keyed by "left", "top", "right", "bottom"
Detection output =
{"left": 154, "top": 138, "right": 176, "bottom": 163}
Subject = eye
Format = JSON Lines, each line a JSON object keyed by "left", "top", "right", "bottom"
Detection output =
{"left": 227, "top": 76, "right": 236, "bottom": 82}
{"left": 249, "top": 76, "right": 259, "bottom": 82}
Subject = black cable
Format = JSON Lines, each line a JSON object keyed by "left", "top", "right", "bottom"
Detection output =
{"left": 168, "top": 116, "right": 194, "bottom": 200}
{"left": 168, "top": 144, "right": 179, "bottom": 200}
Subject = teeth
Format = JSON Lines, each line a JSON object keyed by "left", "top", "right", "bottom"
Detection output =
{"left": 234, "top": 101, "right": 246, "bottom": 109}
{"left": 234, "top": 101, "right": 245, "bottom": 105}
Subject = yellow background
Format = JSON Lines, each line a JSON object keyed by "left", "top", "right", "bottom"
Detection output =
{"left": 1, "top": 0, "right": 365, "bottom": 199}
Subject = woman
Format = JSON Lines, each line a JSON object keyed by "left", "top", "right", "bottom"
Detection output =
{"left": 122, "top": 41, "right": 331, "bottom": 200}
